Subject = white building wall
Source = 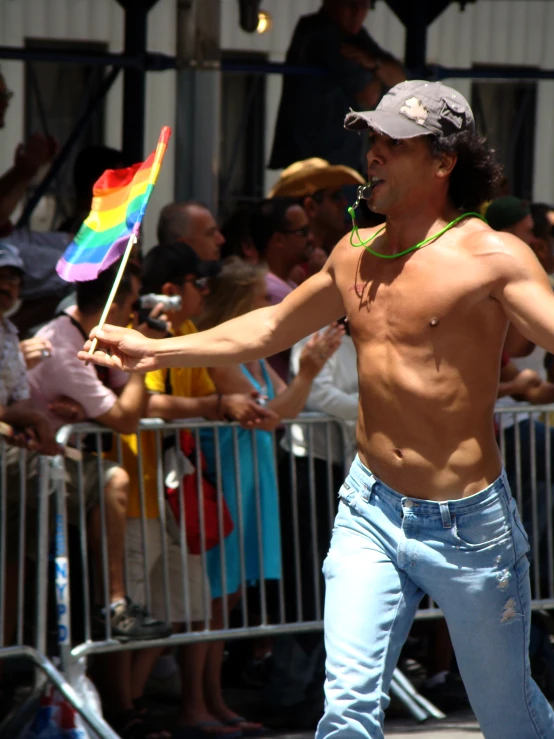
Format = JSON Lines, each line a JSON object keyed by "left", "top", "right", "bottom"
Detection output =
{"left": 0, "top": 0, "right": 176, "bottom": 248}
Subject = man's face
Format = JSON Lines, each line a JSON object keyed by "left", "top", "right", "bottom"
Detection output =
{"left": 0, "top": 74, "right": 12, "bottom": 129}
{"left": 279, "top": 205, "right": 315, "bottom": 265}
{"left": 111, "top": 275, "right": 141, "bottom": 327}
{"left": 365, "top": 131, "right": 441, "bottom": 215}
{"left": 184, "top": 205, "right": 225, "bottom": 261}
{"left": 306, "top": 189, "right": 348, "bottom": 245}
{"left": 328, "top": 0, "right": 370, "bottom": 36}
{"left": 0, "top": 267, "right": 21, "bottom": 315}
{"left": 505, "top": 214, "right": 535, "bottom": 247}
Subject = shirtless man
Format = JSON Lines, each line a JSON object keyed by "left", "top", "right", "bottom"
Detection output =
{"left": 79, "top": 81, "right": 554, "bottom": 738}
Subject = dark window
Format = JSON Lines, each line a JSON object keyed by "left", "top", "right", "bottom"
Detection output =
{"left": 472, "top": 77, "right": 537, "bottom": 200}
{"left": 219, "top": 52, "right": 266, "bottom": 220}
{"left": 24, "top": 39, "right": 107, "bottom": 226}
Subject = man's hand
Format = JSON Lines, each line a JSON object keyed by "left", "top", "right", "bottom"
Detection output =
{"left": 14, "top": 133, "right": 58, "bottom": 178}
{"left": 511, "top": 368, "right": 542, "bottom": 397}
{"left": 78, "top": 324, "right": 158, "bottom": 372}
{"left": 19, "top": 337, "right": 53, "bottom": 370}
{"left": 341, "top": 43, "right": 378, "bottom": 70}
{"left": 220, "top": 391, "right": 279, "bottom": 429}
{"left": 48, "top": 395, "right": 87, "bottom": 424}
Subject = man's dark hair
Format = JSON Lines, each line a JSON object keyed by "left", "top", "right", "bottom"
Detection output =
{"left": 76, "top": 260, "right": 141, "bottom": 315}
{"left": 220, "top": 208, "right": 257, "bottom": 261}
{"left": 429, "top": 130, "right": 504, "bottom": 212}
{"left": 249, "top": 198, "right": 298, "bottom": 255}
{"left": 531, "top": 203, "right": 554, "bottom": 241}
{"left": 156, "top": 200, "right": 207, "bottom": 246}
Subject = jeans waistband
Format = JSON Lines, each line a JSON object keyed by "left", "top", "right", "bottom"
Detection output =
{"left": 347, "top": 454, "right": 509, "bottom": 518}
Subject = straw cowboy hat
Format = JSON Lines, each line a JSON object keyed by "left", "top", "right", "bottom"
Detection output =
{"left": 268, "top": 157, "right": 365, "bottom": 198}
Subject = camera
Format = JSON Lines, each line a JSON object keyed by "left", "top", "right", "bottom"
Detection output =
{"left": 138, "top": 293, "right": 182, "bottom": 311}
{"left": 134, "top": 294, "right": 181, "bottom": 334}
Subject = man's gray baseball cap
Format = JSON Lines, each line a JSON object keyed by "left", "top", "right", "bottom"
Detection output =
{"left": 0, "top": 241, "right": 24, "bottom": 272}
{"left": 344, "top": 80, "right": 475, "bottom": 139}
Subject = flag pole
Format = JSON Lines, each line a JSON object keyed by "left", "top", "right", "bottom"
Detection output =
{"left": 86, "top": 232, "right": 137, "bottom": 360}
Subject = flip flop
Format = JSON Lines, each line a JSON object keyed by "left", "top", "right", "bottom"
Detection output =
{"left": 222, "top": 717, "right": 266, "bottom": 737}
{"left": 172, "top": 722, "right": 242, "bottom": 739}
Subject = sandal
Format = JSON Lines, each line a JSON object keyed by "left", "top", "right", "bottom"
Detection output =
{"left": 109, "top": 707, "right": 171, "bottom": 739}
{"left": 223, "top": 716, "right": 266, "bottom": 737}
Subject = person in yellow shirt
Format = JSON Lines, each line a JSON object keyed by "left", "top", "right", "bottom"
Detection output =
{"left": 124, "top": 243, "right": 275, "bottom": 738}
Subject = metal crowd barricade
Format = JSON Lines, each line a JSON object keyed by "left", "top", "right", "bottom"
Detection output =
{"left": 0, "top": 438, "right": 121, "bottom": 739}
{"left": 44, "top": 413, "right": 441, "bottom": 736}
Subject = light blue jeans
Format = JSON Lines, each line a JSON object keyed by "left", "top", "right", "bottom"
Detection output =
{"left": 317, "top": 455, "right": 554, "bottom": 739}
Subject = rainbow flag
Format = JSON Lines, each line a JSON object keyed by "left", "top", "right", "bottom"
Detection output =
{"left": 56, "top": 126, "right": 171, "bottom": 281}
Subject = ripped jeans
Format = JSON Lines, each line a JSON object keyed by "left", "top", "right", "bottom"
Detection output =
{"left": 317, "top": 455, "right": 554, "bottom": 739}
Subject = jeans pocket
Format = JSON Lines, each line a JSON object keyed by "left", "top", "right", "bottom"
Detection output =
{"left": 453, "top": 501, "right": 512, "bottom": 549}
{"left": 509, "top": 497, "right": 531, "bottom": 557}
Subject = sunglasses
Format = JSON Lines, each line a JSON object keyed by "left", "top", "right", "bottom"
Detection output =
{"left": 184, "top": 276, "right": 209, "bottom": 290}
{"left": 280, "top": 225, "right": 311, "bottom": 238}
{"left": 312, "top": 190, "right": 345, "bottom": 204}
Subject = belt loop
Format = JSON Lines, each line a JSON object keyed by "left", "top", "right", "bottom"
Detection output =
{"left": 439, "top": 502, "right": 452, "bottom": 529}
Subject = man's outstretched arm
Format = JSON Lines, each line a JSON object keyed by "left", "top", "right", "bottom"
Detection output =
{"left": 491, "top": 231, "right": 554, "bottom": 353}
{"left": 78, "top": 264, "right": 345, "bottom": 373}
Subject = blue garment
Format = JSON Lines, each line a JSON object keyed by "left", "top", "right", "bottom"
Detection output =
{"left": 200, "top": 361, "right": 282, "bottom": 598}
{"left": 317, "top": 455, "right": 554, "bottom": 739}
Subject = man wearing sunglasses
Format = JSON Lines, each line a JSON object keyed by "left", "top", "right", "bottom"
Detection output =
{"left": 269, "top": 157, "right": 365, "bottom": 258}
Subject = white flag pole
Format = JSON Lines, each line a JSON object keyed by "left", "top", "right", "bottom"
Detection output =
{"left": 85, "top": 232, "right": 137, "bottom": 361}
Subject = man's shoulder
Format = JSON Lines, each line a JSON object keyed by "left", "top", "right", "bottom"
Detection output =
{"left": 1, "top": 316, "right": 20, "bottom": 338}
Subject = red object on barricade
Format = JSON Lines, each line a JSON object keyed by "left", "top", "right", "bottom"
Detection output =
{"left": 165, "top": 429, "right": 234, "bottom": 555}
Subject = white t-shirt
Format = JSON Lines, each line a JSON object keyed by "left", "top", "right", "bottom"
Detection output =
{"left": 287, "top": 333, "right": 358, "bottom": 465}
{"left": 28, "top": 307, "right": 128, "bottom": 432}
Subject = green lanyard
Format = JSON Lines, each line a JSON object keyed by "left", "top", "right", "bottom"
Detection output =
{"left": 347, "top": 199, "right": 487, "bottom": 260}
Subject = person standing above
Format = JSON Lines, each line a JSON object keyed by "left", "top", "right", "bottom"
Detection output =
{"left": 269, "top": 0, "right": 405, "bottom": 172}
{"left": 156, "top": 201, "right": 225, "bottom": 261}
{"left": 81, "top": 80, "right": 554, "bottom": 738}
{"left": 0, "top": 70, "right": 58, "bottom": 237}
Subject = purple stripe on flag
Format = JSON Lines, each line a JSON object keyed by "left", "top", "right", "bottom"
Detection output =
{"left": 56, "top": 234, "right": 130, "bottom": 282}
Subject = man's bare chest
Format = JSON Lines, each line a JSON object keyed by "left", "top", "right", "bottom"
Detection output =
{"left": 337, "top": 248, "right": 500, "bottom": 342}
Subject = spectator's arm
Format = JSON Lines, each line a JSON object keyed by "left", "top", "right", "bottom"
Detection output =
{"left": 94, "top": 373, "right": 147, "bottom": 435}
{"left": 147, "top": 391, "right": 219, "bottom": 421}
{"left": 264, "top": 325, "right": 344, "bottom": 421}
{"left": 0, "top": 134, "right": 57, "bottom": 229}
{"left": 0, "top": 399, "right": 59, "bottom": 455}
{"left": 301, "top": 354, "right": 358, "bottom": 420}
{"left": 498, "top": 360, "right": 541, "bottom": 400}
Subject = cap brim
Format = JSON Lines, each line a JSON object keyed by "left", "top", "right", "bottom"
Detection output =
{"left": 344, "top": 110, "right": 433, "bottom": 139}
{"left": 269, "top": 165, "right": 365, "bottom": 198}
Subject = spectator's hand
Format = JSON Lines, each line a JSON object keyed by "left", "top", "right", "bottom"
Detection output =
{"left": 19, "top": 337, "right": 53, "bottom": 370}
{"left": 220, "top": 391, "right": 279, "bottom": 429}
{"left": 134, "top": 302, "right": 172, "bottom": 339}
{"left": 511, "top": 368, "right": 542, "bottom": 398}
{"left": 298, "top": 323, "right": 344, "bottom": 380}
{"left": 19, "top": 417, "right": 61, "bottom": 456}
{"left": 78, "top": 325, "right": 158, "bottom": 372}
{"left": 48, "top": 395, "right": 87, "bottom": 424}
{"left": 14, "top": 133, "right": 58, "bottom": 178}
